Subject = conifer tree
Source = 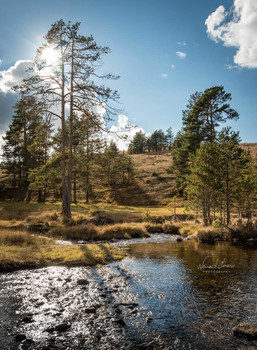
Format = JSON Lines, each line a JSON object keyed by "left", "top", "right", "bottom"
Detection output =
{"left": 15, "top": 20, "right": 119, "bottom": 217}
{"left": 2, "top": 96, "right": 52, "bottom": 200}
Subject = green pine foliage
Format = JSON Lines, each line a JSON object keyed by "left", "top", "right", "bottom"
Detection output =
{"left": 186, "top": 128, "right": 257, "bottom": 225}
{"left": 172, "top": 86, "right": 239, "bottom": 193}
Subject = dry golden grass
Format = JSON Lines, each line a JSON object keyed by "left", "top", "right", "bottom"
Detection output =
{"left": 50, "top": 222, "right": 150, "bottom": 241}
{"left": 101, "top": 223, "right": 150, "bottom": 240}
{"left": 240, "top": 143, "right": 257, "bottom": 160}
{"left": 0, "top": 201, "right": 189, "bottom": 225}
{"left": 0, "top": 229, "right": 126, "bottom": 272}
{"left": 162, "top": 221, "right": 180, "bottom": 234}
{"left": 50, "top": 224, "right": 98, "bottom": 240}
{"left": 195, "top": 227, "right": 229, "bottom": 243}
{"left": 122, "top": 151, "right": 176, "bottom": 205}
{"left": 0, "top": 229, "right": 49, "bottom": 246}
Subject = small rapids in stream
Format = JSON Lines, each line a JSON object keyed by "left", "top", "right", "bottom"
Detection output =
{"left": 0, "top": 234, "right": 256, "bottom": 349}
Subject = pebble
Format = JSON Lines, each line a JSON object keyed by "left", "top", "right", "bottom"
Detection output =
{"left": 15, "top": 333, "right": 26, "bottom": 342}
{"left": 77, "top": 279, "right": 89, "bottom": 286}
{"left": 55, "top": 322, "right": 71, "bottom": 332}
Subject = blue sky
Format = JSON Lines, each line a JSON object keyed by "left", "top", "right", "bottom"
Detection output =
{"left": 0, "top": 0, "right": 257, "bottom": 146}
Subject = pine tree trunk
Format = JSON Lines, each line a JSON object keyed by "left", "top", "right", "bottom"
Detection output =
{"left": 73, "top": 177, "right": 77, "bottom": 204}
{"left": 202, "top": 193, "right": 208, "bottom": 226}
{"left": 67, "top": 38, "right": 74, "bottom": 208}
{"left": 61, "top": 56, "right": 71, "bottom": 217}
{"left": 226, "top": 162, "right": 230, "bottom": 225}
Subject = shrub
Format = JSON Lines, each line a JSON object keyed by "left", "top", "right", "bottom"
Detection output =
{"left": 231, "top": 222, "right": 257, "bottom": 241}
{"left": 142, "top": 210, "right": 153, "bottom": 222}
{"left": 144, "top": 223, "right": 163, "bottom": 233}
{"left": 50, "top": 224, "right": 98, "bottom": 241}
{"left": 196, "top": 229, "right": 217, "bottom": 243}
{"left": 27, "top": 222, "right": 50, "bottom": 234}
{"left": 101, "top": 223, "right": 150, "bottom": 240}
{"left": 162, "top": 221, "right": 180, "bottom": 234}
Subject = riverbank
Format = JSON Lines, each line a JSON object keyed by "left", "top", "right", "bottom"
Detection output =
{"left": 0, "top": 230, "right": 126, "bottom": 272}
{"left": 1, "top": 201, "right": 257, "bottom": 272}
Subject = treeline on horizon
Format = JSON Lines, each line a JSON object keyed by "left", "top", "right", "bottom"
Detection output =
{"left": 128, "top": 128, "right": 174, "bottom": 154}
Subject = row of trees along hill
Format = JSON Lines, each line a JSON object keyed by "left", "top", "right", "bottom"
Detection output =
{"left": 172, "top": 86, "right": 257, "bottom": 225}
{"left": 128, "top": 127, "right": 174, "bottom": 154}
{"left": 1, "top": 20, "right": 134, "bottom": 215}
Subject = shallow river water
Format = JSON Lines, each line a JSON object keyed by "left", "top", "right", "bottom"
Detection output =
{"left": 0, "top": 234, "right": 256, "bottom": 349}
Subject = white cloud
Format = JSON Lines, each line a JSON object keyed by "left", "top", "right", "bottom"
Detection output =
{"left": 171, "top": 64, "right": 175, "bottom": 69}
{"left": 0, "top": 60, "right": 33, "bottom": 93}
{"left": 225, "top": 63, "right": 240, "bottom": 70}
{"left": 176, "top": 51, "right": 187, "bottom": 59}
{"left": 117, "top": 114, "right": 128, "bottom": 129}
{"left": 0, "top": 59, "right": 2, "bottom": 66}
{"left": 106, "top": 114, "right": 147, "bottom": 151}
{"left": 178, "top": 41, "right": 187, "bottom": 46}
{"left": 161, "top": 73, "right": 168, "bottom": 78}
{"left": 205, "top": 5, "right": 226, "bottom": 43}
{"left": 205, "top": 0, "right": 257, "bottom": 68}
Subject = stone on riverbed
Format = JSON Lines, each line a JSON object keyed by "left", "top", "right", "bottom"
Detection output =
{"left": 113, "top": 317, "right": 126, "bottom": 326}
{"left": 85, "top": 307, "right": 97, "bottom": 314}
{"left": 55, "top": 322, "right": 71, "bottom": 332}
{"left": 77, "top": 278, "right": 89, "bottom": 286}
{"left": 232, "top": 323, "right": 257, "bottom": 340}
{"left": 15, "top": 334, "right": 26, "bottom": 342}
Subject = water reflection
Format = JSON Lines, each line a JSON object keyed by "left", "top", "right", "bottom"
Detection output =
{"left": 0, "top": 239, "right": 256, "bottom": 349}
{"left": 118, "top": 240, "right": 257, "bottom": 349}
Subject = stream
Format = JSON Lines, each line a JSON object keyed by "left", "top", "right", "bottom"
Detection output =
{"left": 0, "top": 234, "right": 256, "bottom": 349}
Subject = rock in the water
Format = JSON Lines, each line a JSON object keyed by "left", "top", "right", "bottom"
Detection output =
{"left": 44, "top": 326, "right": 55, "bottom": 333}
{"left": 176, "top": 237, "right": 183, "bottom": 242}
{"left": 55, "top": 322, "right": 71, "bottom": 332}
{"left": 77, "top": 278, "right": 89, "bottom": 285}
{"left": 22, "top": 316, "right": 34, "bottom": 323}
{"left": 15, "top": 333, "right": 26, "bottom": 342}
{"left": 85, "top": 307, "right": 97, "bottom": 314}
{"left": 232, "top": 323, "right": 257, "bottom": 340}
{"left": 113, "top": 318, "right": 126, "bottom": 326}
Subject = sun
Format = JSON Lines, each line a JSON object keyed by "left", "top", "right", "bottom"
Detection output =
{"left": 41, "top": 46, "right": 59, "bottom": 66}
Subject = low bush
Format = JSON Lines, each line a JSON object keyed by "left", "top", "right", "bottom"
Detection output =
{"left": 231, "top": 222, "right": 257, "bottom": 241}
{"left": 50, "top": 222, "right": 150, "bottom": 241}
{"left": 144, "top": 223, "right": 163, "bottom": 233}
{"left": 195, "top": 227, "right": 230, "bottom": 243}
{"left": 162, "top": 221, "right": 180, "bottom": 234}
{"left": 196, "top": 228, "right": 218, "bottom": 243}
{"left": 50, "top": 224, "right": 98, "bottom": 241}
{"left": 101, "top": 223, "right": 150, "bottom": 240}
{"left": 27, "top": 222, "right": 50, "bottom": 234}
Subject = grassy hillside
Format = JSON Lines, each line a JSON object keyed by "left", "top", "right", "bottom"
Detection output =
{"left": 112, "top": 143, "right": 257, "bottom": 206}
{"left": 115, "top": 151, "right": 176, "bottom": 205}
{"left": 240, "top": 143, "right": 257, "bottom": 160}
{"left": 1, "top": 144, "right": 256, "bottom": 206}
